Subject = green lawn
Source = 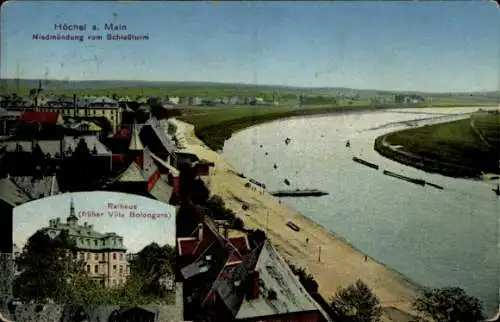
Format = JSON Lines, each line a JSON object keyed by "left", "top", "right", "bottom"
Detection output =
{"left": 384, "top": 114, "right": 499, "bottom": 173}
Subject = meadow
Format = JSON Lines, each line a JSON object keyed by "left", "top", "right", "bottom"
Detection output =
{"left": 378, "top": 113, "right": 500, "bottom": 176}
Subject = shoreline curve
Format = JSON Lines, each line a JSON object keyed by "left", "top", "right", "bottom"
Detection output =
{"left": 171, "top": 115, "right": 423, "bottom": 318}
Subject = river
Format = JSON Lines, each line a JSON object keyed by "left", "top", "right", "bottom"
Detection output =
{"left": 222, "top": 106, "right": 499, "bottom": 316}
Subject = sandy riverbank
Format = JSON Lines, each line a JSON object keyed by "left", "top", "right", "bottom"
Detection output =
{"left": 171, "top": 118, "right": 421, "bottom": 319}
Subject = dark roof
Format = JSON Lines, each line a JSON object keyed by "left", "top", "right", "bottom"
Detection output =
{"left": 0, "top": 177, "right": 33, "bottom": 206}
{"left": 214, "top": 242, "right": 264, "bottom": 317}
{"left": 178, "top": 237, "right": 198, "bottom": 256}
{"left": 19, "top": 111, "right": 59, "bottom": 124}
{"left": 181, "top": 241, "right": 233, "bottom": 306}
{"left": 229, "top": 236, "right": 250, "bottom": 256}
{"left": 11, "top": 175, "right": 59, "bottom": 199}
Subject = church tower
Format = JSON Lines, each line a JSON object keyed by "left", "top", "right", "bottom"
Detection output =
{"left": 67, "top": 196, "right": 78, "bottom": 226}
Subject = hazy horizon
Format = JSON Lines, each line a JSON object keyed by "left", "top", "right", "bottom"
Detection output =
{"left": 2, "top": 78, "right": 499, "bottom": 95}
{"left": 1, "top": 1, "right": 499, "bottom": 93}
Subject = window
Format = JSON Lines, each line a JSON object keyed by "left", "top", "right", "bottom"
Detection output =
{"left": 113, "top": 265, "right": 117, "bottom": 272}
{"left": 94, "top": 253, "right": 98, "bottom": 260}
{"left": 94, "top": 265, "right": 98, "bottom": 273}
{"left": 86, "top": 265, "right": 90, "bottom": 272}
{"left": 87, "top": 253, "right": 91, "bottom": 260}
{"left": 94, "top": 240, "right": 98, "bottom": 246}
{"left": 113, "top": 253, "right": 116, "bottom": 260}
{"left": 119, "top": 253, "right": 123, "bottom": 260}
{"left": 119, "top": 265, "right": 123, "bottom": 274}
{"left": 112, "top": 279, "right": 117, "bottom": 286}
{"left": 102, "top": 253, "right": 105, "bottom": 261}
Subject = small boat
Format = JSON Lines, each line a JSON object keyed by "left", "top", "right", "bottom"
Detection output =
{"left": 273, "top": 163, "right": 277, "bottom": 169}
{"left": 352, "top": 157, "right": 379, "bottom": 170}
{"left": 271, "top": 189, "right": 329, "bottom": 197}
{"left": 286, "top": 221, "right": 300, "bottom": 232}
{"left": 345, "top": 140, "right": 350, "bottom": 148}
{"left": 285, "top": 137, "right": 291, "bottom": 145}
{"left": 284, "top": 179, "right": 290, "bottom": 186}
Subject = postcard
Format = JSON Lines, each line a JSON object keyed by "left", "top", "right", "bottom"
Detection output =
{"left": 1, "top": 1, "right": 499, "bottom": 322}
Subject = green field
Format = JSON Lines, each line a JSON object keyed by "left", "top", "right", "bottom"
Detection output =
{"left": 380, "top": 114, "right": 500, "bottom": 175}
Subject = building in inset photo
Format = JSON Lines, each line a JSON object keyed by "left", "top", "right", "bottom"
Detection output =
{"left": 39, "top": 198, "right": 130, "bottom": 288}
{"left": 12, "top": 191, "right": 177, "bottom": 307}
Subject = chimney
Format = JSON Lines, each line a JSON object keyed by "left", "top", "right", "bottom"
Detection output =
{"left": 246, "top": 271, "right": 260, "bottom": 299}
{"left": 197, "top": 223, "right": 203, "bottom": 241}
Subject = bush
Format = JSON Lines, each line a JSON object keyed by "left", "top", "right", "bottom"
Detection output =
{"left": 288, "top": 263, "right": 319, "bottom": 294}
{"left": 412, "top": 287, "right": 484, "bottom": 322}
{"left": 329, "top": 280, "right": 382, "bottom": 322}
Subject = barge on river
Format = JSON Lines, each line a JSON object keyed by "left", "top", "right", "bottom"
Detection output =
{"left": 270, "top": 189, "right": 329, "bottom": 197}
{"left": 383, "top": 170, "right": 426, "bottom": 186}
{"left": 352, "top": 157, "right": 379, "bottom": 170}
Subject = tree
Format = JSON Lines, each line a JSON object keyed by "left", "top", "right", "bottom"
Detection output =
{"left": 13, "top": 230, "right": 88, "bottom": 303}
{"left": 288, "top": 264, "right": 319, "bottom": 294}
{"left": 329, "top": 280, "right": 382, "bottom": 322}
{"left": 28, "top": 88, "right": 38, "bottom": 99}
{"left": 412, "top": 287, "right": 484, "bottom": 322}
{"left": 128, "top": 242, "right": 176, "bottom": 299}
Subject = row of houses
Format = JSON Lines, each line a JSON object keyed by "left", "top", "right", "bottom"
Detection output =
{"left": 0, "top": 106, "right": 331, "bottom": 321}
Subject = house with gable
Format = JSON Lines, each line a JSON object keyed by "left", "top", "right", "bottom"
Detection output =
{"left": 177, "top": 216, "right": 330, "bottom": 322}
{"left": 102, "top": 122, "right": 180, "bottom": 205}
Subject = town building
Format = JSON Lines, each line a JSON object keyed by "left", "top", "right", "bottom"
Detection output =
{"left": 35, "top": 97, "right": 122, "bottom": 133}
{"left": 39, "top": 198, "right": 130, "bottom": 288}
{"left": 167, "top": 96, "right": 180, "bottom": 105}
{"left": 102, "top": 120, "right": 180, "bottom": 203}
{"left": 178, "top": 216, "right": 331, "bottom": 322}
{"left": 0, "top": 109, "right": 21, "bottom": 136}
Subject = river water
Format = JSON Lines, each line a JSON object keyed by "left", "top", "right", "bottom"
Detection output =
{"left": 222, "top": 107, "right": 499, "bottom": 316}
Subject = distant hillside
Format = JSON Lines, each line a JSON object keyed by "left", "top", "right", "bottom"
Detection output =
{"left": 0, "top": 78, "right": 498, "bottom": 100}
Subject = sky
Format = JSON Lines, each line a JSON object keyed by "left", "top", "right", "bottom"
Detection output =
{"left": 1, "top": 1, "right": 499, "bottom": 92}
{"left": 13, "top": 191, "right": 177, "bottom": 253}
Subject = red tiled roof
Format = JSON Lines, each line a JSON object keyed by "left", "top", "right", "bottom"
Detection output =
{"left": 19, "top": 111, "right": 59, "bottom": 124}
{"left": 112, "top": 154, "right": 126, "bottom": 161}
{"left": 178, "top": 237, "right": 199, "bottom": 256}
{"left": 229, "top": 236, "right": 250, "bottom": 255}
{"left": 147, "top": 170, "right": 161, "bottom": 193}
{"left": 227, "top": 252, "right": 243, "bottom": 264}
{"left": 113, "top": 128, "right": 131, "bottom": 138}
